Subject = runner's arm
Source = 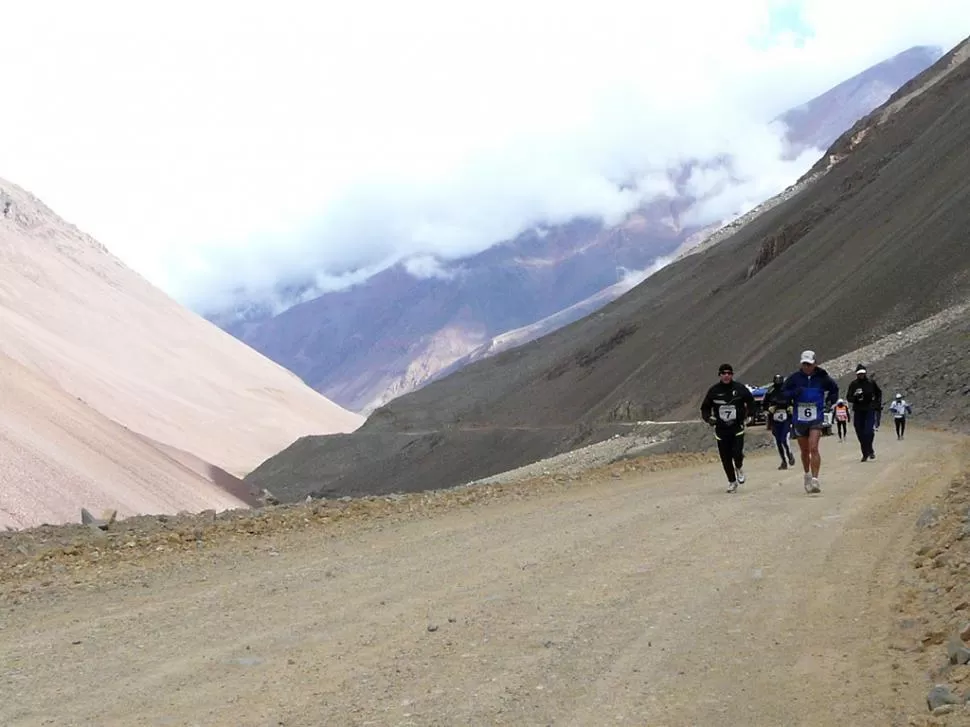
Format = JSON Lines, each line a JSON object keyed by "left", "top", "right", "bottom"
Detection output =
{"left": 780, "top": 377, "right": 795, "bottom": 405}
{"left": 824, "top": 375, "right": 839, "bottom": 409}
{"left": 742, "top": 386, "right": 755, "bottom": 419}
{"left": 700, "top": 388, "right": 714, "bottom": 423}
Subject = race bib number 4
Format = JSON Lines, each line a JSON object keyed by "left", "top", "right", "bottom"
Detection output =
{"left": 795, "top": 403, "right": 817, "bottom": 423}
{"left": 773, "top": 410, "right": 788, "bottom": 422}
{"left": 718, "top": 405, "right": 737, "bottom": 423}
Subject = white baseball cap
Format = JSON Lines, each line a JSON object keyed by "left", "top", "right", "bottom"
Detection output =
{"left": 800, "top": 350, "right": 816, "bottom": 364}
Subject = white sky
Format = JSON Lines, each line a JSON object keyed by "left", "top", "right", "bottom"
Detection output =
{"left": 1, "top": 1, "right": 968, "bottom": 311}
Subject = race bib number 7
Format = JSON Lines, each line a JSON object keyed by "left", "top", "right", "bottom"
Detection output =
{"left": 795, "top": 403, "right": 817, "bottom": 423}
{"left": 718, "top": 405, "right": 737, "bottom": 423}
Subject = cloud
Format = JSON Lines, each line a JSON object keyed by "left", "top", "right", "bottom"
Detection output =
{"left": 1, "top": 0, "right": 968, "bottom": 312}
{"left": 404, "top": 255, "right": 459, "bottom": 281}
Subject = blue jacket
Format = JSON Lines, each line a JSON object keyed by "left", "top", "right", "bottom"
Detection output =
{"left": 781, "top": 366, "right": 839, "bottom": 426}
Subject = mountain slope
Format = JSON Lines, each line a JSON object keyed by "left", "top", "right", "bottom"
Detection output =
{"left": 223, "top": 46, "right": 940, "bottom": 414}
{"left": 0, "top": 352, "right": 254, "bottom": 530}
{"left": 230, "top": 204, "right": 695, "bottom": 414}
{"left": 779, "top": 45, "right": 942, "bottom": 154}
{"left": 247, "top": 35, "right": 970, "bottom": 501}
{"left": 1, "top": 178, "right": 363, "bottom": 526}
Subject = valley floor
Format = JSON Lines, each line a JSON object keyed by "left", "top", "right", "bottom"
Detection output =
{"left": 2, "top": 428, "right": 968, "bottom": 726}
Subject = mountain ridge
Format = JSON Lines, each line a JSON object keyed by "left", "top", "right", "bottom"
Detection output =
{"left": 245, "top": 35, "right": 970, "bottom": 502}
{"left": 218, "top": 45, "right": 942, "bottom": 415}
{"left": 1, "top": 176, "right": 363, "bottom": 528}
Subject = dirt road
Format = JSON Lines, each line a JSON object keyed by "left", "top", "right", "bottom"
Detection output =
{"left": 1, "top": 427, "right": 966, "bottom": 726}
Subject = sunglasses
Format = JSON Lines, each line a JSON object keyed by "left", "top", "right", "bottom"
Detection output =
{"left": 719, "top": 370, "right": 734, "bottom": 375}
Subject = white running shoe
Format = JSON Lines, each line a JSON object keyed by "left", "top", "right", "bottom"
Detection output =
{"left": 727, "top": 480, "right": 738, "bottom": 493}
{"left": 736, "top": 468, "right": 746, "bottom": 485}
{"left": 803, "top": 473, "right": 813, "bottom": 494}
{"left": 811, "top": 477, "right": 821, "bottom": 493}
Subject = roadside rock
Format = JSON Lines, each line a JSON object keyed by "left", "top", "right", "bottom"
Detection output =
{"left": 917, "top": 506, "right": 941, "bottom": 530}
{"left": 947, "top": 636, "right": 970, "bottom": 665}
{"left": 80, "top": 508, "right": 117, "bottom": 531}
{"left": 892, "top": 467, "right": 970, "bottom": 721}
{"left": 927, "top": 685, "right": 960, "bottom": 711}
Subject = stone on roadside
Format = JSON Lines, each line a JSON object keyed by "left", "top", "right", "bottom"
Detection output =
{"left": 927, "top": 685, "right": 960, "bottom": 711}
{"left": 80, "top": 507, "right": 112, "bottom": 531}
{"left": 916, "top": 506, "right": 939, "bottom": 529}
{"left": 960, "top": 622, "right": 970, "bottom": 642}
{"left": 948, "top": 637, "right": 970, "bottom": 665}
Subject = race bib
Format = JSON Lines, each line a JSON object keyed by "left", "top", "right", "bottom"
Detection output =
{"left": 773, "top": 410, "right": 789, "bottom": 422}
{"left": 836, "top": 410, "right": 847, "bottom": 421}
{"left": 718, "top": 405, "right": 737, "bottom": 423}
{"left": 795, "top": 402, "right": 817, "bottom": 423}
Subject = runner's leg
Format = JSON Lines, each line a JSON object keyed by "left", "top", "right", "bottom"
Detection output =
{"left": 853, "top": 413, "right": 867, "bottom": 458}
{"left": 715, "top": 433, "right": 736, "bottom": 483}
{"left": 863, "top": 410, "right": 876, "bottom": 457}
{"left": 772, "top": 422, "right": 787, "bottom": 464}
{"left": 808, "top": 428, "right": 822, "bottom": 477}
{"left": 732, "top": 431, "right": 745, "bottom": 471}
{"left": 796, "top": 430, "right": 810, "bottom": 472}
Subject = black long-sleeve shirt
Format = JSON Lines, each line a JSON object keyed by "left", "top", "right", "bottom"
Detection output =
{"left": 701, "top": 380, "right": 755, "bottom": 435}
{"left": 845, "top": 377, "right": 883, "bottom": 412}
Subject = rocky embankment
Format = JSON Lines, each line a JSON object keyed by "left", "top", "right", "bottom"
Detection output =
{"left": 892, "top": 463, "right": 970, "bottom": 722}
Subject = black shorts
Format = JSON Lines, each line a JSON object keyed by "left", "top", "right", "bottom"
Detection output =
{"left": 792, "top": 422, "right": 823, "bottom": 438}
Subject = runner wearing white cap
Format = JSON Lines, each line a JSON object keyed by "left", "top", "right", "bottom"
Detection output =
{"left": 781, "top": 350, "right": 839, "bottom": 494}
{"left": 845, "top": 364, "right": 882, "bottom": 461}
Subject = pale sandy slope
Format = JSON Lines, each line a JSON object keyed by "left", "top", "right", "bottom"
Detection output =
{"left": 0, "top": 177, "right": 362, "bottom": 527}
{"left": 1, "top": 427, "right": 963, "bottom": 726}
{"left": 0, "top": 353, "right": 252, "bottom": 529}
{"left": 0, "top": 177, "right": 362, "bottom": 472}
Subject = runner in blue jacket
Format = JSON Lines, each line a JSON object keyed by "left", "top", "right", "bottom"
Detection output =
{"left": 781, "top": 350, "right": 839, "bottom": 494}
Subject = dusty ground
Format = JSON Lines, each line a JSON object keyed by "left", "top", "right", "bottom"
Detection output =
{"left": 2, "top": 427, "right": 969, "bottom": 726}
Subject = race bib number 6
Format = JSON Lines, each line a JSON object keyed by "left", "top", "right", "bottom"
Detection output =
{"left": 796, "top": 403, "right": 817, "bottom": 423}
{"left": 718, "top": 405, "right": 737, "bottom": 423}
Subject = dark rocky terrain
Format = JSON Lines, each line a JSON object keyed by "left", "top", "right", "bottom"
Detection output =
{"left": 245, "top": 36, "right": 970, "bottom": 503}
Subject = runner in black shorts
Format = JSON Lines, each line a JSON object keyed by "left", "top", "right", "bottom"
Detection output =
{"left": 781, "top": 350, "right": 839, "bottom": 494}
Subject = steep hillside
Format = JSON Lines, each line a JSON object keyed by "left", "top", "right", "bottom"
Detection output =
{"left": 223, "top": 47, "right": 940, "bottom": 415}
{"left": 247, "top": 35, "right": 970, "bottom": 501}
{"left": 0, "top": 352, "right": 256, "bottom": 529}
{"left": 228, "top": 204, "right": 696, "bottom": 414}
{"left": 1, "top": 178, "right": 362, "bottom": 526}
{"left": 0, "top": 178, "right": 362, "bottom": 477}
{"left": 778, "top": 45, "right": 942, "bottom": 154}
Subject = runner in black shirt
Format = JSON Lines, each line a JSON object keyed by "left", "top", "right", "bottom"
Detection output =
{"left": 700, "top": 363, "right": 755, "bottom": 493}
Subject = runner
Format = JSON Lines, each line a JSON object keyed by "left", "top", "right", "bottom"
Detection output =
{"left": 781, "top": 350, "right": 839, "bottom": 494}
{"left": 764, "top": 374, "right": 796, "bottom": 469}
{"left": 889, "top": 393, "right": 913, "bottom": 440}
{"left": 845, "top": 363, "right": 882, "bottom": 461}
{"left": 700, "top": 363, "right": 755, "bottom": 493}
{"left": 832, "top": 398, "right": 850, "bottom": 442}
